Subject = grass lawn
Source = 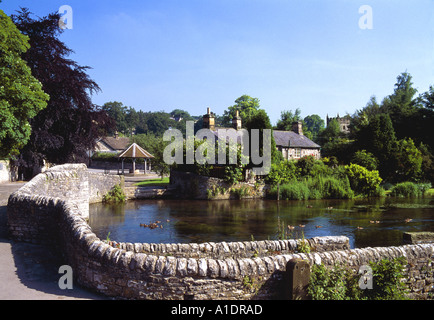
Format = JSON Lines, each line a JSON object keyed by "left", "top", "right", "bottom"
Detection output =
{"left": 134, "top": 177, "right": 170, "bottom": 187}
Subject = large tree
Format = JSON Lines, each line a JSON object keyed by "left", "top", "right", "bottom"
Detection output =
{"left": 303, "top": 114, "right": 324, "bottom": 142}
{"left": 275, "top": 108, "right": 302, "bottom": 131}
{"left": 11, "top": 9, "right": 113, "bottom": 178}
{"left": 222, "top": 95, "right": 261, "bottom": 127}
{"left": 0, "top": 10, "right": 48, "bottom": 158}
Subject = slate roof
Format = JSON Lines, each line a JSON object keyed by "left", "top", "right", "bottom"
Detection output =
{"left": 99, "top": 136, "right": 131, "bottom": 151}
{"left": 273, "top": 130, "right": 321, "bottom": 149}
{"left": 209, "top": 128, "right": 320, "bottom": 149}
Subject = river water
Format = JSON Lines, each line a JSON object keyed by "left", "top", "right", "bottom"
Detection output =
{"left": 89, "top": 197, "right": 434, "bottom": 248}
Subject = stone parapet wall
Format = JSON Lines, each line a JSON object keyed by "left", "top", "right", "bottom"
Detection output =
{"left": 7, "top": 164, "right": 434, "bottom": 300}
{"left": 107, "top": 236, "right": 350, "bottom": 260}
{"left": 7, "top": 164, "right": 122, "bottom": 243}
{"left": 89, "top": 171, "right": 124, "bottom": 203}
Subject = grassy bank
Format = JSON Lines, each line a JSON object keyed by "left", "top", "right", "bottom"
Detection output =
{"left": 134, "top": 177, "right": 170, "bottom": 187}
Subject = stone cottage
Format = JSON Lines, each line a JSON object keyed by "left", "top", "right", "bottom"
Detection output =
{"left": 202, "top": 108, "right": 321, "bottom": 160}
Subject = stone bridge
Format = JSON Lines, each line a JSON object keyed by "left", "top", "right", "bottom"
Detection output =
{"left": 6, "top": 164, "right": 434, "bottom": 299}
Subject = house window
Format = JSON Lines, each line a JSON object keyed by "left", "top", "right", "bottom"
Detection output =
{"left": 295, "top": 148, "right": 301, "bottom": 158}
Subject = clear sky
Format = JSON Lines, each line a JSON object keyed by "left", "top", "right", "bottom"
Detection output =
{"left": 2, "top": 0, "right": 433, "bottom": 125}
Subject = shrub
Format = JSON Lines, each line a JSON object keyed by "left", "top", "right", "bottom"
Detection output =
{"left": 296, "top": 155, "right": 329, "bottom": 177}
{"left": 308, "top": 257, "right": 408, "bottom": 300}
{"left": 351, "top": 150, "right": 379, "bottom": 171}
{"left": 307, "top": 175, "right": 354, "bottom": 199}
{"left": 389, "top": 181, "right": 431, "bottom": 197}
{"left": 417, "top": 182, "right": 432, "bottom": 195}
{"left": 278, "top": 180, "right": 310, "bottom": 200}
{"left": 365, "top": 257, "right": 408, "bottom": 300}
{"left": 265, "top": 160, "right": 299, "bottom": 185}
{"left": 102, "top": 184, "right": 126, "bottom": 203}
{"left": 344, "top": 163, "right": 382, "bottom": 197}
{"left": 308, "top": 263, "right": 352, "bottom": 300}
{"left": 223, "top": 165, "right": 244, "bottom": 184}
{"left": 269, "top": 175, "right": 354, "bottom": 200}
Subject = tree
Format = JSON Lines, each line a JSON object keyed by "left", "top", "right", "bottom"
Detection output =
{"left": 145, "top": 111, "right": 176, "bottom": 136}
{"left": 394, "top": 138, "right": 422, "bottom": 182}
{"left": 420, "top": 85, "right": 434, "bottom": 110}
{"left": 102, "top": 101, "right": 128, "bottom": 134}
{"left": 222, "top": 95, "right": 260, "bottom": 127}
{"left": 170, "top": 109, "right": 194, "bottom": 121}
{"left": 275, "top": 108, "right": 302, "bottom": 131}
{"left": 303, "top": 114, "right": 324, "bottom": 142}
{"left": 244, "top": 108, "right": 281, "bottom": 166}
{"left": 11, "top": 9, "right": 113, "bottom": 178}
{"left": 0, "top": 10, "right": 49, "bottom": 158}
{"left": 319, "top": 119, "right": 341, "bottom": 143}
{"left": 382, "top": 72, "right": 420, "bottom": 140}
{"left": 351, "top": 150, "right": 378, "bottom": 171}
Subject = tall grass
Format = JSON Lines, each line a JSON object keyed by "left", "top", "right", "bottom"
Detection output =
{"left": 269, "top": 175, "right": 354, "bottom": 200}
{"left": 390, "top": 182, "right": 432, "bottom": 198}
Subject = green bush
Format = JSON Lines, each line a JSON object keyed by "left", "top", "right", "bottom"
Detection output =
{"left": 308, "top": 257, "right": 408, "bottom": 300}
{"left": 344, "top": 163, "right": 382, "bottom": 197}
{"left": 389, "top": 181, "right": 431, "bottom": 197}
{"left": 223, "top": 165, "right": 244, "bottom": 184}
{"left": 269, "top": 175, "right": 354, "bottom": 200}
{"left": 102, "top": 184, "right": 126, "bottom": 203}
{"left": 307, "top": 175, "right": 354, "bottom": 199}
{"left": 351, "top": 150, "right": 379, "bottom": 171}
{"left": 417, "top": 182, "right": 432, "bottom": 194}
{"left": 296, "top": 155, "right": 329, "bottom": 177}
{"left": 365, "top": 257, "right": 408, "bottom": 300}
{"left": 278, "top": 180, "right": 310, "bottom": 200}
{"left": 265, "top": 160, "right": 300, "bottom": 185}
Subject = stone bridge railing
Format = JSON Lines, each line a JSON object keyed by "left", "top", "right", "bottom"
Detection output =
{"left": 6, "top": 164, "right": 434, "bottom": 299}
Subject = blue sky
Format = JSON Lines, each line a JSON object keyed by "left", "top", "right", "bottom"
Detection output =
{"left": 2, "top": 0, "right": 433, "bottom": 125}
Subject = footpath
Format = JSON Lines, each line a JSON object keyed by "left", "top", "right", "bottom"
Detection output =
{"left": 0, "top": 181, "right": 104, "bottom": 300}
{"left": 0, "top": 172, "right": 161, "bottom": 300}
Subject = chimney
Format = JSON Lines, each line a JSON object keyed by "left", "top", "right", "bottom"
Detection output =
{"left": 202, "top": 107, "right": 215, "bottom": 130}
{"left": 232, "top": 110, "right": 242, "bottom": 130}
{"left": 292, "top": 121, "right": 303, "bottom": 136}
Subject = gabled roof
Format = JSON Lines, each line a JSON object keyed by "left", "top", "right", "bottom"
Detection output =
{"left": 208, "top": 128, "right": 320, "bottom": 149}
{"left": 118, "top": 143, "right": 154, "bottom": 158}
{"left": 273, "top": 130, "right": 320, "bottom": 149}
{"left": 99, "top": 136, "right": 131, "bottom": 151}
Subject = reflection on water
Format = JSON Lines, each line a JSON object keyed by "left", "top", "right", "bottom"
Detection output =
{"left": 88, "top": 197, "right": 434, "bottom": 248}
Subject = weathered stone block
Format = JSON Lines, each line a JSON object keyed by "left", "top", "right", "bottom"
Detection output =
{"left": 285, "top": 258, "right": 310, "bottom": 300}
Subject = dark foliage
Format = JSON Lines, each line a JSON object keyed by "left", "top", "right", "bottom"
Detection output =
{"left": 11, "top": 9, "right": 114, "bottom": 178}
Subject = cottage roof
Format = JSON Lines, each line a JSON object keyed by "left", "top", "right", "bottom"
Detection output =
{"left": 99, "top": 136, "right": 131, "bottom": 151}
{"left": 210, "top": 128, "right": 248, "bottom": 144}
{"left": 273, "top": 130, "right": 320, "bottom": 149}
{"left": 118, "top": 143, "right": 154, "bottom": 159}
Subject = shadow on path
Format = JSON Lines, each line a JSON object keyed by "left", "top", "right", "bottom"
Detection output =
{"left": 0, "top": 204, "right": 106, "bottom": 300}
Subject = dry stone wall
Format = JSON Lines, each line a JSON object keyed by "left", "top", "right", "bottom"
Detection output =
{"left": 7, "top": 164, "right": 434, "bottom": 300}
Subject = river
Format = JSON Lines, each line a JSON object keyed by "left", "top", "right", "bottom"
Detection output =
{"left": 88, "top": 197, "right": 434, "bottom": 248}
